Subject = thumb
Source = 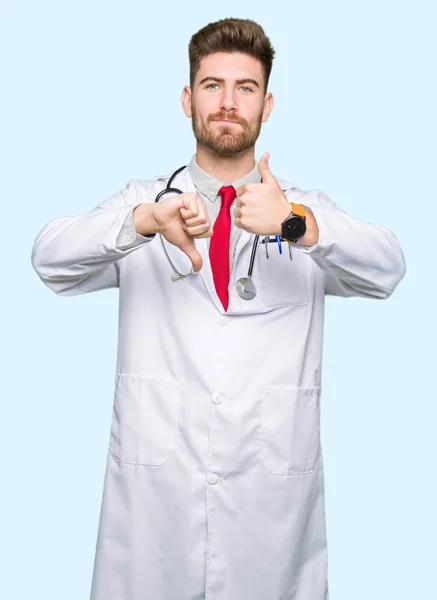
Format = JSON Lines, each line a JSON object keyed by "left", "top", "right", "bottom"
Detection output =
{"left": 179, "top": 237, "right": 203, "bottom": 273}
{"left": 258, "top": 152, "right": 275, "bottom": 184}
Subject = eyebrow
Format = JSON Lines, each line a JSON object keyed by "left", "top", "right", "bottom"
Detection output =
{"left": 199, "top": 76, "right": 261, "bottom": 89}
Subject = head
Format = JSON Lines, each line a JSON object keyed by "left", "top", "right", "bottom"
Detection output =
{"left": 181, "top": 18, "right": 276, "bottom": 156}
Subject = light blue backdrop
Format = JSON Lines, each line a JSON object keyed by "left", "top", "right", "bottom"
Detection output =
{"left": 1, "top": 1, "right": 435, "bottom": 599}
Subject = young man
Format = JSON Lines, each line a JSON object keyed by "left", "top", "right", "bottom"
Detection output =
{"left": 32, "top": 17, "right": 406, "bottom": 600}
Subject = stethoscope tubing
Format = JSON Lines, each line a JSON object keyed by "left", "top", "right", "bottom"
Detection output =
{"left": 154, "top": 165, "right": 187, "bottom": 202}
{"left": 154, "top": 166, "right": 291, "bottom": 296}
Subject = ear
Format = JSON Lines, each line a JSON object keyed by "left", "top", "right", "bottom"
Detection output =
{"left": 181, "top": 86, "right": 192, "bottom": 118}
{"left": 261, "top": 92, "right": 274, "bottom": 123}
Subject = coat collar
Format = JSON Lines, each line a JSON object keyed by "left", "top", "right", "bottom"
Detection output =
{"left": 155, "top": 167, "right": 297, "bottom": 192}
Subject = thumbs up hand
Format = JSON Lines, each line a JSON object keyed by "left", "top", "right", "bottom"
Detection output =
{"left": 234, "top": 152, "right": 292, "bottom": 236}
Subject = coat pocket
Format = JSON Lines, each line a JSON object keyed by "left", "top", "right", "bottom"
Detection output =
{"left": 254, "top": 247, "right": 311, "bottom": 308}
{"left": 259, "top": 385, "right": 321, "bottom": 475}
{"left": 109, "top": 374, "right": 181, "bottom": 466}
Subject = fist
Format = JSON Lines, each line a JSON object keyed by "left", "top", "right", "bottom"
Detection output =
{"left": 234, "top": 152, "right": 291, "bottom": 236}
{"left": 178, "top": 192, "right": 213, "bottom": 239}
{"left": 134, "top": 192, "right": 212, "bottom": 273}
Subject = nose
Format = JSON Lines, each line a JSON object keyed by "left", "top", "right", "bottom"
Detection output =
{"left": 220, "top": 85, "right": 237, "bottom": 112}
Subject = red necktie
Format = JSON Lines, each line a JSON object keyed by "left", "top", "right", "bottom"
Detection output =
{"left": 209, "top": 185, "right": 236, "bottom": 311}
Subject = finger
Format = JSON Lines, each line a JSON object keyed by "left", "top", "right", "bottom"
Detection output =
{"left": 180, "top": 199, "right": 209, "bottom": 227}
{"left": 258, "top": 152, "right": 276, "bottom": 184}
{"left": 234, "top": 216, "right": 243, "bottom": 230}
{"left": 183, "top": 223, "right": 213, "bottom": 237}
{"left": 193, "top": 228, "right": 213, "bottom": 239}
{"left": 178, "top": 238, "right": 203, "bottom": 273}
{"left": 180, "top": 205, "right": 200, "bottom": 221}
{"left": 160, "top": 193, "right": 191, "bottom": 215}
{"left": 183, "top": 214, "right": 209, "bottom": 227}
{"left": 236, "top": 184, "right": 247, "bottom": 197}
{"left": 234, "top": 205, "right": 248, "bottom": 219}
{"left": 235, "top": 190, "right": 249, "bottom": 206}
{"left": 179, "top": 193, "right": 200, "bottom": 219}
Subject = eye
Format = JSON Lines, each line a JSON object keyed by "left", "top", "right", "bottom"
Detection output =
{"left": 206, "top": 83, "right": 219, "bottom": 90}
{"left": 240, "top": 86, "right": 253, "bottom": 93}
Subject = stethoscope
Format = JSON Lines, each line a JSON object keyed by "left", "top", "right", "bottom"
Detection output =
{"left": 154, "top": 166, "right": 292, "bottom": 300}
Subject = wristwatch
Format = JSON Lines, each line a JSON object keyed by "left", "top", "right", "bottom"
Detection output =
{"left": 281, "top": 202, "right": 307, "bottom": 243}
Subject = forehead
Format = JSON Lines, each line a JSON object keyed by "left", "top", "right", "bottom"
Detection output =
{"left": 194, "top": 52, "right": 264, "bottom": 86}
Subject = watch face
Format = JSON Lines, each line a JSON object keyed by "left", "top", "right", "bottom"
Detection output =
{"left": 282, "top": 216, "right": 306, "bottom": 241}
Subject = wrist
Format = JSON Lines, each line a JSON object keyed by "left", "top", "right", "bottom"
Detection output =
{"left": 298, "top": 209, "right": 319, "bottom": 247}
{"left": 133, "top": 203, "right": 161, "bottom": 236}
{"left": 279, "top": 201, "right": 307, "bottom": 242}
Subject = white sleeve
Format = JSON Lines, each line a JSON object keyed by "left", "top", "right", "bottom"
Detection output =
{"left": 289, "top": 189, "right": 406, "bottom": 299}
{"left": 31, "top": 179, "right": 155, "bottom": 296}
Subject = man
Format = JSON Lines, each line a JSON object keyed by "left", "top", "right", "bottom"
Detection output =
{"left": 31, "top": 17, "right": 405, "bottom": 600}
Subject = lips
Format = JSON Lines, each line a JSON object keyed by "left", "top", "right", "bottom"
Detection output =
{"left": 213, "top": 119, "right": 240, "bottom": 124}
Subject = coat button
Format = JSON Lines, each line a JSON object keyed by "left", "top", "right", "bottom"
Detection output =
{"left": 207, "top": 473, "right": 219, "bottom": 485}
{"left": 219, "top": 316, "right": 229, "bottom": 326}
{"left": 212, "top": 393, "right": 223, "bottom": 405}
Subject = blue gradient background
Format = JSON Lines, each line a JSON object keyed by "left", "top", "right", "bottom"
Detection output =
{"left": 1, "top": 1, "right": 435, "bottom": 598}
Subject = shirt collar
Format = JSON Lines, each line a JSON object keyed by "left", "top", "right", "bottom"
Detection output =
{"left": 187, "top": 154, "right": 261, "bottom": 202}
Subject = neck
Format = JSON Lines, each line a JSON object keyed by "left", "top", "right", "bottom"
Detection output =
{"left": 195, "top": 145, "right": 256, "bottom": 183}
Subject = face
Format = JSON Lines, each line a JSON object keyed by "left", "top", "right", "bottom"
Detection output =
{"left": 182, "top": 52, "right": 273, "bottom": 156}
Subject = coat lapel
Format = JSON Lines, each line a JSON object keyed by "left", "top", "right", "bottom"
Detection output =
{"left": 155, "top": 168, "right": 224, "bottom": 312}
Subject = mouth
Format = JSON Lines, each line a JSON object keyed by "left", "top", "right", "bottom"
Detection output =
{"left": 213, "top": 119, "right": 241, "bottom": 125}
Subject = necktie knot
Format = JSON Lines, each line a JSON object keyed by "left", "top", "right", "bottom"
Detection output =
{"left": 218, "top": 186, "right": 236, "bottom": 209}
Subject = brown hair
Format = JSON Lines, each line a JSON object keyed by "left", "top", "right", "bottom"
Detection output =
{"left": 188, "top": 18, "right": 276, "bottom": 92}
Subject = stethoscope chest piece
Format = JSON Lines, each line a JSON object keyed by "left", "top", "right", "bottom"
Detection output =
{"left": 236, "top": 276, "right": 257, "bottom": 300}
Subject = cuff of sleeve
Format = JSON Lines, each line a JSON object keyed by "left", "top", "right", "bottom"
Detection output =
{"left": 295, "top": 203, "right": 329, "bottom": 255}
{"left": 116, "top": 204, "right": 156, "bottom": 250}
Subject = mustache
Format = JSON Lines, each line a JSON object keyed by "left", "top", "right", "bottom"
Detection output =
{"left": 208, "top": 113, "right": 247, "bottom": 125}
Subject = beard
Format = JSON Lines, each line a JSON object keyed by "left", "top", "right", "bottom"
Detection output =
{"left": 191, "top": 106, "right": 263, "bottom": 156}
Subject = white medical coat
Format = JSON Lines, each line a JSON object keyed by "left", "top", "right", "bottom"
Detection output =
{"left": 31, "top": 167, "right": 406, "bottom": 600}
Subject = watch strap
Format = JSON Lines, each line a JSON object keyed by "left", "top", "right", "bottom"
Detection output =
{"left": 290, "top": 202, "right": 306, "bottom": 219}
